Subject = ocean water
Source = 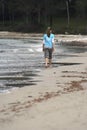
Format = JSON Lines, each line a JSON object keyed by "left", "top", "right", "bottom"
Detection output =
{"left": 0, "top": 38, "right": 87, "bottom": 93}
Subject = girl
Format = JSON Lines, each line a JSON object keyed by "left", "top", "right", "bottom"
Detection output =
{"left": 43, "top": 27, "right": 55, "bottom": 68}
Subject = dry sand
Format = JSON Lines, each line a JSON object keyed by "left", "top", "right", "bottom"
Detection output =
{"left": 0, "top": 32, "right": 87, "bottom": 130}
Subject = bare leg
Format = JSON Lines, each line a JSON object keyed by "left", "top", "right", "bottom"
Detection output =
{"left": 45, "top": 58, "right": 49, "bottom": 67}
{"left": 49, "top": 59, "right": 52, "bottom": 67}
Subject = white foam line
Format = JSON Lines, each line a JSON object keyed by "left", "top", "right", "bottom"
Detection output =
{"left": 14, "top": 49, "right": 18, "bottom": 53}
{"left": 28, "top": 48, "right": 34, "bottom": 52}
{"left": 0, "top": 90, "right": 10, "bottom": 94}
{"left": 36, "top": 48, "right": 42, "bottom": 52}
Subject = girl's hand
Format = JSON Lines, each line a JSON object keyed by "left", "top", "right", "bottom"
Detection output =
{"left": 42, "top": 44, "right": 44, "bottom": 51}
{"left": 52, "top": 47, "right": 54, "bottom": 52}
{"left": 43, "top": 47, "right": 44, "bottom": 51}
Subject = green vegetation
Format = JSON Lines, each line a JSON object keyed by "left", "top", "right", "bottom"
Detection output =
{"left": 1, "top": 18, "right": 87, "bottom": 35}
{"left": 53, "top": 18, "right": 87, "bottom": 34}
{"left": 0, "top": 0, "right": 87, "bottom": 34}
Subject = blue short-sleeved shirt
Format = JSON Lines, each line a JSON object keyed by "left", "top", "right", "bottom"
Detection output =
{"left": 43, "top": 33, "right": 54, "bottom": 48}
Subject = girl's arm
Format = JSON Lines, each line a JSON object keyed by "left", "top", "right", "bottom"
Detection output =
{"left": 52, "top": 37, "right": 55, "bottom": 52}
{"left": 42, "top": 39, "right": 45, "bottom": 51}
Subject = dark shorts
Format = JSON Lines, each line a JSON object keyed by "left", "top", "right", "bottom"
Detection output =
{"left": 44, "top": 48, "right": 53, "bottom": 59}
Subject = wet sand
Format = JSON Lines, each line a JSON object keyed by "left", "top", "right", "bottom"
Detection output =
{"left": 0, "top": 32, "right": 87, "bottom": 130}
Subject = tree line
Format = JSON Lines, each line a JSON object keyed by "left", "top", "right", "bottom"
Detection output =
{"left": 0, "top": 0, "right": 87, "bottom": 33}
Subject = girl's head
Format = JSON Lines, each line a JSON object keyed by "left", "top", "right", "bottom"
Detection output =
{"left": 46, "top": 27, "right": 52, "bottom": 37}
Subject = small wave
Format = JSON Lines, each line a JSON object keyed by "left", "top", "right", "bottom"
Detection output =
{"left": 36, "top": 48, "right": 42, "bottom": 52}
{"left": 0, "top": 87, "right": 18, "bottom": 94}
{"left": 0, "top": 89, "right": 10, "bottom": 94}
{"left": 28, "top": 48, "right": 34, "bottom": 52}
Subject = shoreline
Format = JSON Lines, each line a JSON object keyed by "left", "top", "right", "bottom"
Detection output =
{"left": 0, "top": 31, "right": 87, "bottom": 45}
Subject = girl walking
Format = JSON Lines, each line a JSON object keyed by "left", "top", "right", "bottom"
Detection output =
{"left": 43, "top": 27, "right": 55, "bottom": 68}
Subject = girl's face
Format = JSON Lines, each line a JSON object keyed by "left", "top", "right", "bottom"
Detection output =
{"left": 50, "top": 30, "right": 52, "bottom": 33}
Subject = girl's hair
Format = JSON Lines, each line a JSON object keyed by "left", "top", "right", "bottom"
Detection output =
{"left": 46, "top": 27, "right": 52, "bottom": 37}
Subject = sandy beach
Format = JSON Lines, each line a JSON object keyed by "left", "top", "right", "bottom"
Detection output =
{"left": 0, "top": 32, "right": 87, "bottom": 130}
